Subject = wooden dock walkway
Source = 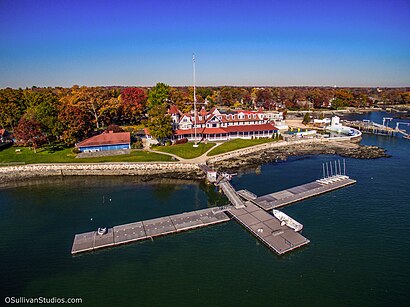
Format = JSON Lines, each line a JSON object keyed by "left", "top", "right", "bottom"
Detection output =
{"left": 343, "top": 120, "right": 409, "bottom": 138}
{"left": 237, "top": 176, "right": 356, "bottom": 211}
{"left": 218, "top": 180, "right": 245, "bottom": 209}
{"left": 71, "top": 207, "right": 230, "bottom": 254}
{"left": 227, "top": 202, "right": 310, "bottom": 255}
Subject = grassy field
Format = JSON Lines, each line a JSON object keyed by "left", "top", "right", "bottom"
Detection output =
{"left": 0, "top": 146, "right": 172, "bottom": 164}
{"left": 153, "top": 142, "right": 216, "bottom": 159}
{"left": 207, "top": 138, "right": 275, "bottom": 156}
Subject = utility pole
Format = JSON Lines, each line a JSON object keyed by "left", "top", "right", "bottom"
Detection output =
{"left": 193, "top": 53, "right": 199, "bottom": 148}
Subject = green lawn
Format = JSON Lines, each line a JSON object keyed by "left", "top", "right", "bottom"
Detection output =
{"left": 0, "top": 146, "right": 172, "bottom": 164}
{"left": 153, "top": 142, "right": 216, "bottom": 159}
{"left": 207, "top": 138, "right": 276, "bottom": 156}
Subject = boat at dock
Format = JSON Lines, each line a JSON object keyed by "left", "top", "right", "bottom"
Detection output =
{"left": 272, "top": 209, "right": 303, "bottom": 232}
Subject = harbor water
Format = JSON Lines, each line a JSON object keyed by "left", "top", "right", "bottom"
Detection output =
{"left": 0, "top": 112, "right": 409, "bottom": 306}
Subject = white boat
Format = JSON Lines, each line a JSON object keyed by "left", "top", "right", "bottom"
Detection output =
{"left": 272, "top": 209, "right": 303, "bottom": 232}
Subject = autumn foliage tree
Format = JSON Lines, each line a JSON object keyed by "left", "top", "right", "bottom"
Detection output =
{"left": 57, "top": 104, "right": 92, "bottom": 146}
{"left": 14, "top": 114, "right": 47, "bottom": 152}
{"left": 120, "top": 87, "right": 147, "bottom": 123}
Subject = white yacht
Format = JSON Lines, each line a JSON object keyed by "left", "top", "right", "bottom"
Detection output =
{"left": 272, "top": 209, "right": 303, "bottom": 232}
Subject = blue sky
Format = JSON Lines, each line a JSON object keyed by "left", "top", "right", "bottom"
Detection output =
{"left": 0, "top": 0, "right": 409, "bottom": 87}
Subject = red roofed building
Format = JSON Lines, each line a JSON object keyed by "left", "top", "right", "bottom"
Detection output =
{"left": 76, "top": 131, "right": 131, "bottom": 152}
{"left": 166, "top": 105, "right": 280, "bottom": 142}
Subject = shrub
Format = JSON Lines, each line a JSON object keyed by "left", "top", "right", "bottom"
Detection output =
{"left": 174, "top": 138, "right": 188, "bottom": 145}
{"left": 72, "top": 147, "right": 80, "bottom": 154}
{"left": 132, "top": 138, "right": 143, "bottom": 149}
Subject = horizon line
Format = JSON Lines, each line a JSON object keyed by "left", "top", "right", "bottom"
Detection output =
{"left": 2, "top": 84, "right": 409, "bottom": 90}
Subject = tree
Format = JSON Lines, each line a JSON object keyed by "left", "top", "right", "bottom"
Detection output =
{"left": 0, "top": 102, "right": 21, "bottom": 129}
{"left": 170, "top": 88, "right": 191, "bottom": 113}
{"left": 57, "top": 104, "right": 92, "bottom": 146}
{"left": 147, "top": 83, "right": 170, "bottom": 109}
{"left": 146, "top": 105, "right": 172, "bottom": 142}
{"left": 14, "top": 114, "right": 47, "bottom": 152}
{"left": 120, "top": 87, "right": 147, "bottom": 123}
{"left": 105, "top": 124, "right": 124, "bottom": 133}
{"left": 302, "top": 112, "right": 311, "bottom": 125}
{"left": 24, "top": 91, "right": 60, "bottom": 141}
{"left": 0, "top": 88, "right": 24, "bottom": 129}
{"left": 60, "top": 86, "right": 116, "bottom": 130}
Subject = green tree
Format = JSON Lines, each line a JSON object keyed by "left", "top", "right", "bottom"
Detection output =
{"left": 302, "top": 112, "right": 311, "bottom": 125}
{"left": 25, "top": 91, "right": 60, "bottom": 140}
{"left": 146, "top": 105, "right": 172, "bottom": 142}
{"left": 147, "top": 83, "right": 170, "bottom": 109}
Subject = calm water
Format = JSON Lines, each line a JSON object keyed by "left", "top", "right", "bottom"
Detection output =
{"left": 0, "top": 112, "right": 409, "bottom": 306}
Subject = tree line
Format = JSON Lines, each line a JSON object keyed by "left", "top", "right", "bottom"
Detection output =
{"left": 0, "top": 84, "right": 409, "bottom": 149}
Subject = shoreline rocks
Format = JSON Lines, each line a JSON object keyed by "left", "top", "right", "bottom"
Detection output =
{"left": 0, "top": 163, "right": 204, "bottom": 184}
{"left": 210, "top": 141, "right": 390, "bottom": 172}
{"left": 0, "top": 140, "right": 389, "bottom": 184}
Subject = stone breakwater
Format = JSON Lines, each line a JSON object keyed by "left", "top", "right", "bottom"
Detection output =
{"left": 207, "top": 139, "right": 389, "bottom": 171}
{"left": 0, "top": 163, "right": 203, "bottom": 183}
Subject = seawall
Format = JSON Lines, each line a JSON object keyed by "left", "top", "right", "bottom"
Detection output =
{"left": 0, "top": 162, "right": 203, "bottom": 183}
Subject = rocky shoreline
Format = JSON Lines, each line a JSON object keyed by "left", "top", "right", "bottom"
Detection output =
{"left": 210, "top": 141, "right": 389, "bottom": 172}
{"left": 0, "top": 163, "right": 204, "bottom": 184}
{"left": 0, "top": 140, "right": 389, "bottom": 184}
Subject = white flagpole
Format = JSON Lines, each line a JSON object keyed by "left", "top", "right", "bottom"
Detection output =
{"left": 193, "top": 53, "right": 198, "bottom": 147}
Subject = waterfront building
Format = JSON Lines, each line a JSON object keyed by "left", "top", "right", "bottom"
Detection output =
{"left": 167, "top": 105, "right": 279, "bottom": 142}
{"left": 76, "top": 131, "right": 131, "bottom": 152}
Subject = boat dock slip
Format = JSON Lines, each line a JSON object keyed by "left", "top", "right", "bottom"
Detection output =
{"left": 228, "top": 202, "right": 310, "bottom": 255}
{"left": 71, "top": 208, "right": 230, "bottom": 254}
{"left": 72, "top": 165, "right": 356, "bottom": 256}
{"left": 237, "top": 176, "right": 356, "bottom": 211}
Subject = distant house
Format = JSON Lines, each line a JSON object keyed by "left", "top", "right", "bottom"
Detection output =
{"left": 76, "top": 131, "right": 131, "bottom": 153}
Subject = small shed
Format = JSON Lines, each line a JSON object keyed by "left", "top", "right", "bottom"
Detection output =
{"left": 76, "top": 131, "right": 131, "bottom": 153}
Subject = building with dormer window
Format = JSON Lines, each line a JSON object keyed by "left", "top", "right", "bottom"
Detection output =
{"left": 167, "top": 106, "right": 280, "bottom": 142}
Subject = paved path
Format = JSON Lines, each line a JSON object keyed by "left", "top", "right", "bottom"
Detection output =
{"left": 144, "top": 138, "right": 356, "bottom": 166}
{"left": 145, "top": 142, "right": 224, "bottom": 164}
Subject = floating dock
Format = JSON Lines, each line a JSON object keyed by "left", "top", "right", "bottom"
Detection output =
{"left": 237, "top": 175, "right": 356, "bottom": 210}
{"left": 71, "top": 171, "right": 356, "bottom": 256}
{"left": 228, "top": 202, "right": 309, "bottom": 255}
{"left": 71, "top": 207, "right": 230, "bottom": 254}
